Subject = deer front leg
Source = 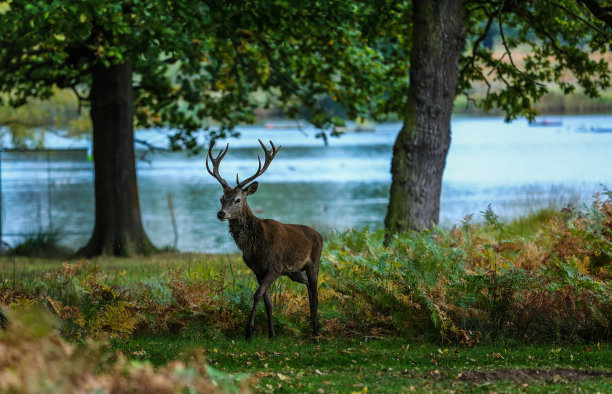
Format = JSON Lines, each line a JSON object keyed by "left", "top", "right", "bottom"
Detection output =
{"left": 247, "top": 272, "right": 278, "bottom": 342}
{"left": 263, "top": 288, "right": 275, "bottom": 338}
{"left": 257, "top": 274, "right": 276, "bottom": 338}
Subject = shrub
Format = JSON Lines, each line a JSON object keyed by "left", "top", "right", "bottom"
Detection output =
{"left": 0, "top": 305, "right": 251, "bottom": 393}
{"left": 9, "top": 233, "right": 71, "bottom": 258}
{"left": 319, "top": 192, "right": 612, "bottom": 343}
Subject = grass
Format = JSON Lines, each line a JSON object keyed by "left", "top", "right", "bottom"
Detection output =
{"left": 117, "top": 335, "right": 611, "bottom": 392}
{"left": 505, "top": 207, "right": 565, "bottom": 236}
{"left": 0, "top": 252, "right": 243, "bottom": 284}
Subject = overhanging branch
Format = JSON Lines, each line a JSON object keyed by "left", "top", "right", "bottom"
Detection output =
{"left": 549, "top": 0, "right": 612, "bottom": 38}
{"left": 459, "top": 9, "right": 497, "bottom": 78}
{"left": 70, "top": 85, "right": 90, "bottom": 114}
{"left": 576, "top": 0, "right": 612, "bottom": 29}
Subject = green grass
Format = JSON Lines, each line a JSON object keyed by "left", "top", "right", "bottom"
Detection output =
{"left": 505, "top": 208, "right": 565, "bottom": 236}
{"left": 0, "top": 252, "right": 243, "bottom": 283}
{"left": 116, "top": 335, "right": 611, "bottom": 392}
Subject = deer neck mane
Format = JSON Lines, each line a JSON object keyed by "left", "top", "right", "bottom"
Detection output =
{"left": 228, "top": 205, "right": 262, "bottom": 252}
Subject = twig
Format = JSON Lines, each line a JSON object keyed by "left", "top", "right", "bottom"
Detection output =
{"left": 70, "top": 86, "right": 90, "bottom": 114}
{"left": 498, "top": 16, "right": 546, "bottom": 87}
{"left": 134, "top": 138, "right": 169, "bottom": 151}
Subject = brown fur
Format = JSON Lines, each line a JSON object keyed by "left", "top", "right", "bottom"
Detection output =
{"left": 207, "top": 140, "right": 323, "bottom": 341}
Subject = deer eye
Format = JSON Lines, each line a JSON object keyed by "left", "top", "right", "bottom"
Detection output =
{"left": 234, "top": 198, "right": 241, "bottom": 204}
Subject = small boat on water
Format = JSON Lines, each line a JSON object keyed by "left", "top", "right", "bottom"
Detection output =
{"left": 590, "top": 127, "right": 612, "bottom": 133}
{"left": 529, "top": 119, "right": 563, "bottom": 127}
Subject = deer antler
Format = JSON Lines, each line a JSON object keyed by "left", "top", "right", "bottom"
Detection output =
{"left": 236, "top": 139, "right": 281, "bottom": 188}
{"left": 206, "top": 140, "right": 231, "bottom": 189}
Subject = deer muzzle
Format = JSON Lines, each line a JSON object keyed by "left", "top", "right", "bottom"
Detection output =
{"left": 217, "top": 210, "right": 228, "bottom": 221}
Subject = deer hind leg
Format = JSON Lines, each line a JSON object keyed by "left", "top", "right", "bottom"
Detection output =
{"left": 305, "top": 264, "right": 319, "bottom": 337}
{"left": 289, "top": 271, "right": 318, "bottom": 336}
{"left": 247, "top": 272, "right": 279, "bottom": 342}
{"left": 289, "top": 271, "right": 319, "bottom": 337}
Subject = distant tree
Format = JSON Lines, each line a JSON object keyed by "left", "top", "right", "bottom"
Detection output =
{"left": 376, "top": 0, "right": 612, "bottom": 235}
{"left": 0, "top": 0, "right": 385, "bottom": 256}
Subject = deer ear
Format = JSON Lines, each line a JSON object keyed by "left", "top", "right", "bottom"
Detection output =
{"left": 244, "top": 182, "right": 258, "bottom": 195}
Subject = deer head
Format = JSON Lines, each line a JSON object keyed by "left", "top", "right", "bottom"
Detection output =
{"left": 206, "top": 139, "right": 280, "bottom": 221}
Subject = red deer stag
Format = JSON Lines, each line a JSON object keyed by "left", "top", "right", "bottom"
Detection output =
{"left": 206, "top": 139, "right": 323, "bottom": 341}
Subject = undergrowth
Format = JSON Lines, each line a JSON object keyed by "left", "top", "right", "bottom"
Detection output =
{"left": 0, "top": 305, "right": 249, "bottom": 393}
{"left": 322, "top": 193, "right": 611, "bottom": 343}
{"left": 9, "top": 232, "right": 72, "bottom": 258}
{"left": 0, "top": 193, "right": 610, "bottom": 345}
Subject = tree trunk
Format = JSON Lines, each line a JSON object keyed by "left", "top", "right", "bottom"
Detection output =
{"left": 384, "top": 0, "right": 465, "bottom": 235}
{"left": 79, "top": 62, "right": 156, "bottom": 256}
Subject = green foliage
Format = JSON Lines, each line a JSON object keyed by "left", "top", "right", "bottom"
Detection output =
{"left": 0, "top": 0, "right": 394, "bottom": 149}
{"left": 321, "top": 192, "right": 612, "bottom": 343}
{"left": 506, "top": 207, "right": 564, "bottom": 236}
{"left": 1, "top": 195, "right": 611, "bottom": 345}
{"left": 3, "top": 306, "right": 611, "bottom": 392}
{"left": 120, "top": 335, "right": 612, "bottom": 393}
{"left": 9, "top": 232, "right": 72, "bottom": 258}
{"left": 460, "top": 1, "right": 612, "bottom": 121}
{"left": 2, "top": 0, "right": 607, "bottom": 148}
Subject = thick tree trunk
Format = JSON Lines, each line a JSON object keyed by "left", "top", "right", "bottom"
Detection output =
{"left": 384, "top": 0, "right": 465, "bottom": 235}
{"left": 79, "top": 62, "right": 156, "bottom": 256}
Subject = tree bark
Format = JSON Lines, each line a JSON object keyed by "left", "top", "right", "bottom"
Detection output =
{"left": 384, "top": 0, "right": 465, "bottom": 235}
{"left": 79, "top": 62, "right": 156, "bottom": 256}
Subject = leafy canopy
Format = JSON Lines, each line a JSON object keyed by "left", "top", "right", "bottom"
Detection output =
{"left": 353, "top": 0, "right": 612, "bottom": 121}
{"left": 0, "top": 0, "right": 610, "bottom": 148}
{"left": 0, "top": 0, "right": 392, "bottom": 150}
{"left": 459, "top": 0, "right": 612, "bottom": 121}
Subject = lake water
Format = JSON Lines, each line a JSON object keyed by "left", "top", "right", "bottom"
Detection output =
{"left": 3, "top": 114, "right": 612, "bottom": 253}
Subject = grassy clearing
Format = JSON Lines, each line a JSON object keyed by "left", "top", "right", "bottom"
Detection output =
{"left": 118, "top": 335, "right": 611, "bottom": 392}
{"left": 1, "top": 193, "right": 611, "bottom": 392}
{"left": 0, "top": 252, "right": 241, "bottom": 283}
